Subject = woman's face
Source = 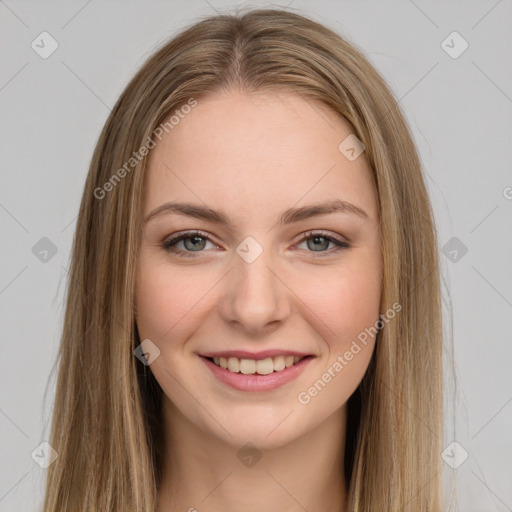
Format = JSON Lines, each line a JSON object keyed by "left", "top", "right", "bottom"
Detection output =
{"left": 135, "top": 89, "right": 382, "bottom": 449}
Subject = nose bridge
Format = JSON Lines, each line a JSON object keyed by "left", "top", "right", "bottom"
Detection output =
{"left": 220, "top": 235, "right": 290, "bottom": 332}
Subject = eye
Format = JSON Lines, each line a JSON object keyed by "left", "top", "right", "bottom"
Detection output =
{"left": 295, "top": 231, "right": 350, "bottom": 257}
{"left": 162, "top": 230, "right": 218, "bottom": 258}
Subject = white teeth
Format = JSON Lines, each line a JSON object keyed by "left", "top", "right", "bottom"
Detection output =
{"left": 227, "top": 357, "right": 240, "bottom": 372}
{"left": 239, "top": 359, "right": 256, "bottom": 374}
{"left": 255, "top": 358, "right": 274, "bottom": 375}
{"left": 273, "top": 355, "right": 286, "bottom": 371}
{"left": 211, "top": 355, "right": 305, "bottom": 374}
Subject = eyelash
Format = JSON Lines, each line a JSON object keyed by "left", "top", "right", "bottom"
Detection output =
{"left": 161, "top": 230, "right": 350, "bottom": 259}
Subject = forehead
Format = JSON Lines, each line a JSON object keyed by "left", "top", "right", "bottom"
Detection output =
{"left": 144, "top": 89, "right": 378, "bottom": 222}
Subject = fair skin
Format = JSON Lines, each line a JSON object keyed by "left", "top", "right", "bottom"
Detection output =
{"left": 135, "top": 88, "right": 382, "bottom": 512}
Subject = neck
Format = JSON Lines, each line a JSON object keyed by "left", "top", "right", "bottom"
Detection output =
{"left": 156, "top": 399, "right": 348, "bottom": 512}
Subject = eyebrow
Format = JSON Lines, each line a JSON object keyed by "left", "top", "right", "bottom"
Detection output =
{"left": 144, "top": 199, "right": 368, "bottom": 227}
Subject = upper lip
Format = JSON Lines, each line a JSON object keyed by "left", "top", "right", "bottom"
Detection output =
{"left": 199, "top": 350, "right": 312, "bottom": 360}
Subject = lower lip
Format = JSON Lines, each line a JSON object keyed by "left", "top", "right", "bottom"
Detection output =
{"left": 200, "top": 356, "right": 314, "bottom": 392}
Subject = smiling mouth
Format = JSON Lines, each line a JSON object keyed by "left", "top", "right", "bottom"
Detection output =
{"left": 203, "top": 355, "right": 310, "bottom": 375}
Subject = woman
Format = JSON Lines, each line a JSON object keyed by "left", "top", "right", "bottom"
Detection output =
{"left": 42, "top": 7, "right": 444, "bottom": 511}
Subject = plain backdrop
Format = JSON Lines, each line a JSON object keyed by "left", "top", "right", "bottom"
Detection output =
{"left": 1, "top": 1, "right": 511, "bottom": 510}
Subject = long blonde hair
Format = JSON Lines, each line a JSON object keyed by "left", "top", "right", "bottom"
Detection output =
{"left": 42, "top": 7, "right": 444, "bottom": 511}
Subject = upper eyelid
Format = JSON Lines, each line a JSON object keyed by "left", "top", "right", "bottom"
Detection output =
{"left": 164, "top": 230, "right": 219, "bottom": 246}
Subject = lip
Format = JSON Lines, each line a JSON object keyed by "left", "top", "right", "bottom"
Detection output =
{"left": 200, "top": 354, "right": 314, "bottom": 392}
{"left": 199, "top": 350, "right": 311, "bottom": 360}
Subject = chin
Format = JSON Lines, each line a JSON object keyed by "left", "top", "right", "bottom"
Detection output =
{"left": 204, "top": 407, "right": 307, "bottom": 451}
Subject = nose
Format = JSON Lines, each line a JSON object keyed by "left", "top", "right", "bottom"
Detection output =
{"left": 218, "top": 243, "right": 291, "bottom": 335}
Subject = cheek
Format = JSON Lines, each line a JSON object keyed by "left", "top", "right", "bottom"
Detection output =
{"left": 303, "top": 256, "right": 382, "bottom": 342}
{"left": 295, "top": 261, "right": 381, "bottom": 411}
{"left": 135, "top": 260, "right": 210, "bottom": 341}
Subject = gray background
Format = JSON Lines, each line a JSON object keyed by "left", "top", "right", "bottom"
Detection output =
{"left": 1, "top": 1, "right": 511, "bottom": 510}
